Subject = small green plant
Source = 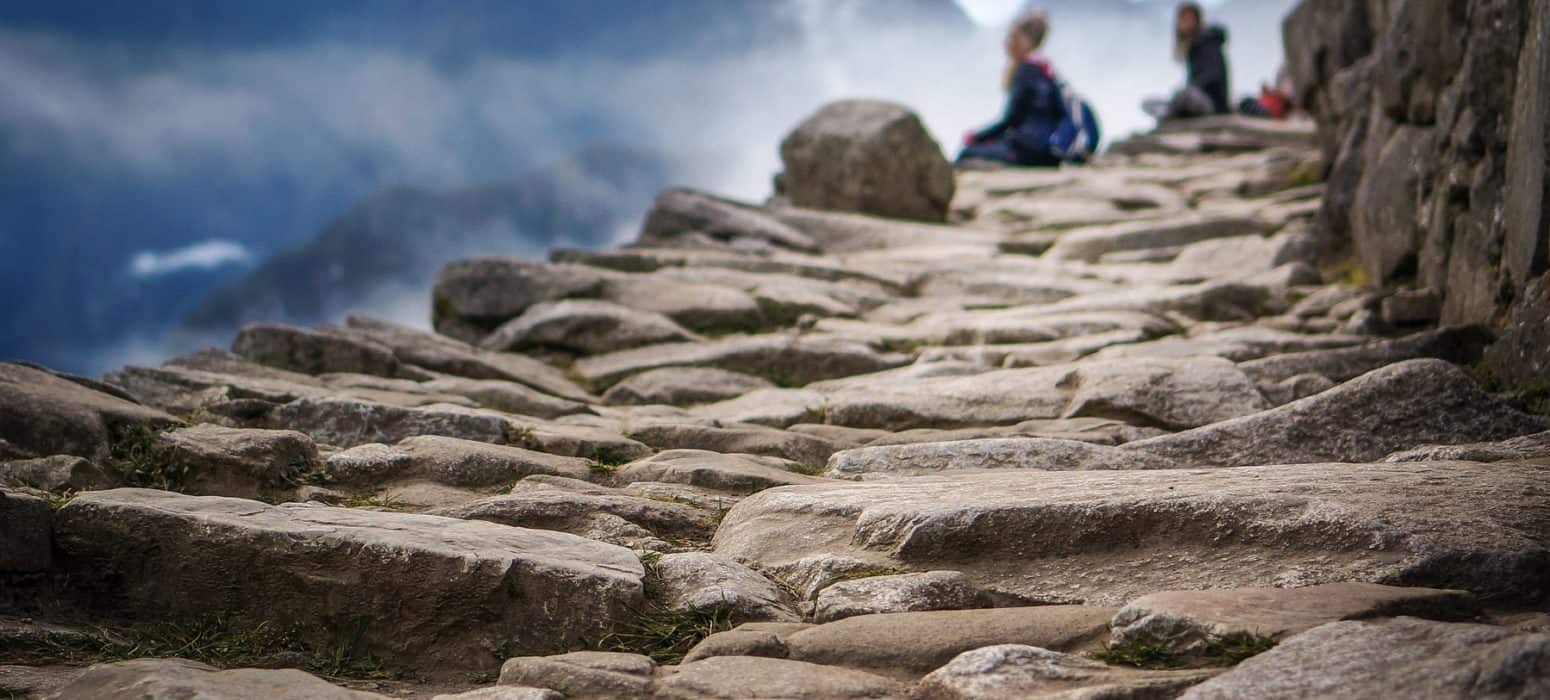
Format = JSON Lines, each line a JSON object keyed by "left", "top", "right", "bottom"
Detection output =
{"left": 504, "top": 424, "right": 538, "bottom": 450}
{"left": 786, "top": 462, "right": 827, "bottom": 477}
{"left": 0, "top": 684, "right": 29, "bottom": 699}
{"left": 1090, "top": 638, "right": 1184, "bottom": 669}
{"left": 46, "top": 490, "right": 78, "bottom": 511}
{"left": 1325, "top": 257, "right": 1368, "bottom": 288}
{"left": 588, "top": 460, "right": 621, "bottom": 481}
{"left": 594, "top": 607, "right": 738, "bottom": 665}
{"left": 342, "top": 492, "right": 402, "bottom": 510}
{"left": 1200, "top": 632, "right": 1278, "bottom": 666}
{"left": 824, "top": 565, "right": 904, "bottom": 585}
{"left": 108, "top": 423, "right": 185, "bottom": 491}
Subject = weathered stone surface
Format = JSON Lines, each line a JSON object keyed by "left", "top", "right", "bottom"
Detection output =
{"left": 328, "top": 435, "right": 592, "bottom": 488}
{"left": 653, "top": 552, "right": 798, "bottom": 622}
{"left": 420, "top": 377, "right": 591, "bottom": 420}
{"left": 480, "top": 300, "right": 697, "bottom": 356}
{"left": 432, "top": 259, "right": 605, "bottom": 333}
{"left": 433, "top": 688, "right": 562, "bottom": 700}
{"left": 713, "top": 461, "right": 1550, "bottom": 606}
{"left": 54, "top": 489, "right": 644, "bottom": 670}
{"left": 1485, "top": 273, "right": 1550, "bottom": 390}
{"left": 601, "top": 367, "right": 774, "bottom": 407}
{"left": 1089, "top": 326, "right": 1364, "bottom": 363}
{"left": 0, "top": 362, "right": 182, "bottom": 464}
{"left": 659, "top": 656, "right": 902, "bottom": 699}
{"left": 1238, "top": 325, "right": 1495, "bottom": 385}
{"left": 1, "top": 489, "right": 51, "bottom": 573}
{"left": 434, "top": 490, "right": 713, "bottom": 542}
{"left": 914, "top": 645, "right": 1218, "bottom": 700}
{"left": 155, "top": 424, "right": 320, "bottom": 497}
{"left": 233, "top": 323, "right": 401, "bottom": 377}
{"left": 266, "top": 397, "right": 515, "bottom": 448}
{"left": 596, "top": 274, "right": 766, "bottom": 334}
{"left": 1380, "top": 288, "right": 1442, "bottom": 325}
{"left": 626, "top": 423, "right": 839, "bottom": 469}
{"left": 573, "top": 334, "right": 908, "bottom": 390}
{"left": 40, "top": 658, "right": 385, "bottom": 700}
{"left": 1128, "top": 359, "right": 1547, "bottom": 466}
{"left": 692, "top": 388, "right": 827, "bottom": 428}
{"left": 0, "top": 455, "right": 115, "bottom": 492}
{"left": 1045, "top": 216, "right": 1268, "bottom": 263}
{"left": 812, "top": 571, "right": 991, "bottom": 623}
{"left": 827, "top": 438, "right": 1177, "bottom": 480}
{"left": 1384, "top": 431, "right": 1550, "bottom": 464}
{"left": 777, "top": 607, "right": 1114, "bottom": 680}
{"left": 340, "top": 316, "right": 594, "bottom": 402}
{"left": 1111, "top": 583, "right": 1479, "bottom": 651}
{"left": 498, "top": 652, "right": 655, "bottom": 700}
{"left": 779, "top": 100, "right": 954, "bottom": 223}
{"left": 615, "top": 450, "right": 822, "bottom": 495}
{"left": 822, "top": 358, "right": 1267, "bottom": 432}
{"left": 1179, "top": 618, "right": 1550, "bottom": 700}
{"left": 641, "top": 188, "right": 817, "bottom": 251}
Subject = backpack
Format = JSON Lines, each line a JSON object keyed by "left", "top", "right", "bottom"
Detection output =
{"left": 1048, "top": 84, "right": 1101, "bottom": 164}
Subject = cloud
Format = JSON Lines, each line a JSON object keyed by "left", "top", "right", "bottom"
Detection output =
{"left": 129, "top": 239, "right": 254, "bottom": 278}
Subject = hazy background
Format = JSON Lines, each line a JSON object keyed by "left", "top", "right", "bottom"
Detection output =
{"left": 0, "top": 0, "right": 1298, "bottom": 374}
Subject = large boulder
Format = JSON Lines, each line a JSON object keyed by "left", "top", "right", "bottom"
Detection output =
{"left": 0, "top": 489, "right": 51, "bottom": 573}
{"left": 1180, "top": 618, "right": 1550, "bottom": 700}
{"left": 1126, "top": 359, "right": 1547, "bottom": 466}
{"left": 652, "top": 552, "right": 799, "bottom": 622}
{"left": 326, "top": 435, "right": 593, "bottom": 488}
{"left": 232, "top": 323, "right": 401, "bottom": 377}
{"left": 338, "top": 316, "right": 594, "bottom": 402}
{"left": 779, "top": 100, "right": 955, "bottom": 223}
{"left": 53, "top": 489, "right": 645, "bottom": 671}
{"left": 153, "top": 424, "right": 321, "bottom": 498}
{"left": 431, "top": 259, "right": 607, "bottom": 338}
{"left": 914, "top": 645, "right": 1217, "bottom": 700}
{"left": 0, "top": 362, "right": 182, "bottom": 464}
{"left": 712, "top": 461, "right": 1550, "bottom": 606}
{"left": 41, "top": 658, "right": 386, "bottom": 700}
{"left": 265, "top": 397, "right": 517, "bottom": 448}
{"left": 480, "top": 300, "right": 697, "bottom": 356}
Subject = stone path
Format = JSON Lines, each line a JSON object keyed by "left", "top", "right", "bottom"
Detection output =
{"left": 3, "top": 114, "right": 1547, "bottom": 698}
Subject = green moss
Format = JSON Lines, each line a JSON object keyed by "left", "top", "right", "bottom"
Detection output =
{"left": 786, "top": 462, "right": 827, "bottom": 477}
{"left": 1284, "top": 158, "right": 1325, "bottom": 189}
{"left": 341, "top": 492, "right": 403, "bottom": 510}
{"left": 1200, "top": 632, "right": 1279, "bottom": 666}
{"left": 108, "top": 423, "right": 184, "bottom": 492}
{"left": 1325, "top": 257, "right": 1368, "bottom": 288}
{"left": 1091, "top": 638, "right": 1184, "bottom": 669}
{"left": 1093, "top": 632, "right": 1279, "bottom": 670}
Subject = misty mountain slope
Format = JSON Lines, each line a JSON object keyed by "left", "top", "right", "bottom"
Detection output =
{"left": 184, "top": 147, "right": 675, "bottom": 333}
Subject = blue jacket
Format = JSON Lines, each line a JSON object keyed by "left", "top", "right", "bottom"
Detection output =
{"left": 973, "top": 59, "right": 1065, "bottom": 163}
{"left": 1186, "top": 25, "right": 1231, "bottom": 114}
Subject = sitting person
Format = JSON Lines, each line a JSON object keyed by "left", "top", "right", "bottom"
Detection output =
{"left": 1143, "top": 2, "right": 1231, "bottom": 121}
{"left": 958, "top": 11, "right": 1069, "bottom": 168}
{"left": 1239, "top": 67, "right": 1296, "bottom": 119}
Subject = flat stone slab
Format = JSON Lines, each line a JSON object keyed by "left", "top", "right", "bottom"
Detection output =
{"left": 1111, "top": 582, "right": 1480, "bottom": 650}
{"left": 1126, "top": 359, "right": 1548, "bottom": 466}
{"left": 826, "top": 438, "right": 1178, "bottom": 480}
{"left": 615, "top": 449, "right": 825, "bottom": 495}
{"left": 1179, "top": 618, "right": 1550, "bottom": 700}
{"left": 915, "top": 644, "right": 1218, "bottom": 700}
{"left": 1, "top": 362, "right": 182, "bottom": 463}
{"left": 40, "top": 658, "right": 385, "bottom": 700}
{"left": 713, "top": 461, "right": 1550, "bottom": 606}
{"left": 572, "top": 334, "right": 908, "bottom": 390}
{"left": 54, "top": 489, "right": 644, "bottom": 671}
{"left": 656, "top": 656, "right": 902, "bottom": 699}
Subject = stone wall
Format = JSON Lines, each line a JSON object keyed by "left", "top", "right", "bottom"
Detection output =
{"left": 1285, "top": 0, "right": 1549, "bottom": 388}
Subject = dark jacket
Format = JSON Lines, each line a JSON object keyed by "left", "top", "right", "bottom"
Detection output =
{"left": 971, "top": 59, "right": 1065, "bottom": 166}
{"left": 1186, "top": 25, "right": 1230, "bottom": 114}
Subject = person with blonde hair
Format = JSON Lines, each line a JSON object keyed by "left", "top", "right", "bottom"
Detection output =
{"left": 958, "top": 11, "right": 1077, "bottom": 167}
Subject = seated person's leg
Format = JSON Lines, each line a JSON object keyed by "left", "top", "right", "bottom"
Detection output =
{"left": 957, "top": 138, "right": 1016, "bottom": 165}
{"left": 1168, "top": 86, "right": 1216, "bottom": 119}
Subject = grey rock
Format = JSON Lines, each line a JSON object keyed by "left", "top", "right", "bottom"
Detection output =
{"left": 420, "top": 377, "right": 592, "bottom": 420}
{"left": 640, "top": 188, "right": 817, "bottom": 252}
{"left": 596, "top": 274, "right": 766, "bottom": 334}
{"left": 266, "top": 397, "right": 516, "bottom": 448}
{"left": 653, "top": 552, "right": 799, "bottom": 622}
{"left": 431, "top": 258, "right": 606, "bottom": 332}
{"left": 1484, "top": 274, "right": 1550, "bottom": 391}
{"left": 1088, "top": 326, "right": 1365, "bottom": 363}
{"left": 232, "top": 323, "right": 401, "bottom": 377}
{"left": 433, "top": 688, "right": 562, "bottom": 700}
{"left": 498, "top": 651, "right": 656, "bottom": 700}
{"left": 1111, "top": 583, "right": 1479, "bottom": 651}
{"left": 812, "top": 571, "right": 991, "bottom": 623}
{"left": 155, "top": 424, "right": 321, "bottom": 498}
{"left": 0, "top": 362, "right": 182, "bottom": 464}
{"left": 341, "top": 316, "right": 594, "bottom": 402}
{"left": 691, "top": 388, "right": 827, "bottom": 429}
{"left": 1046, "top": 216, "right": 1269, "bottom": 263}
{"left": 602, "top": 367, "right": 775, "bottom": 407}
{"left": 1382, "top": 431, "right": 1550, "bottom": 463}
{"left": 1180, "top": 618, "right": 1550, "bottom": 700}
{"left": 1238, "top": 325, "right": 1495, "bottom": 385}
{"left": 826, "top": 438, "right": 1177, "bottom": 480}
{"left": 0, "top": 455, "right": 115, "bottom": 492}
{"left": 433, "top": 490, "right": 714, "bottom": 542}
{"left": 914, "top": 645, "right": 1218, "bottom": 700}
{"left": 327, "top": 435, "right": 593, "bottom": 488}
{"left": 625, "top": 423, "right": 839, "bottom": 469}
{"left": 657, "top": 656, "right": 903, "bottom": 699}
{"left": 615, "top": 450, "right": 823, "bottom": 495}
{"left": 682, "top": 622, "right": 811, "bottom": 664}
{"left": 573, "top": 334, "right": 908, "bottom": 390}
{"left": 779, "top": 100, "right": 954, "bottom": 222}
{"left": 1381, "top": 288, "right": 1442, "bottom": 325}
{"left": 1258, "top": 373, "right": 1337, "bottom": 406}
{"left": 40, "top": 658, "right": 386, "bottom": 700}
{"left": 480, "top": 300, "right": 696, "bottom": 355}
{"left": 712, "top": 461, "right": 1550, "bottom": 606}
{"left": 1128, "top": 359, "right": 1547, "bottom": 466}
{"left": 55, "top": 489, "right": 644, "bottom": 670}
{"left": 0, "top": 489, "right": 51, "bottom": 573}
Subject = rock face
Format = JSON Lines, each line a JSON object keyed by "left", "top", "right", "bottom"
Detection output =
{"left": 915, "top": 645, "right": 1217, "bottom": 700}
{"left": 53, "top": 489, "right": 644, "bottom": 670}
{"left": 714, "top": 461, "right": 1550, "bottom": 606}
{"left": 1284, "top": 0, "right": 1550, "bottom": 390}
{"left": 779, "top": 100, "right": 955, "bottom": 222}
{"left": 827, "top": 438, "right": 1177, "bottom": 480}
{"left": 0, "top": 362, "right": 181, "bottom": 464}
{"left": 1, "top": 489, "right": 51, "bottom": 573}
{"left": 1180, "top": 618, "right": 1550, "bottom": 700}
{"left": 42, "top": 658, "right": 385, "bottom": 700}
{"left": 154, "top": 424, "right": 321, "bottom": 498}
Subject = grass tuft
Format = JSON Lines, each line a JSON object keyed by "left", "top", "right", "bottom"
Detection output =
{"left": 1091, "top": 637, "right": 1184, "bottom": 669}
{"left": 593, "top": 607, "right": 737, "bottom": 665}
{"left": 108, "top": 423, "right": 184, "bottom": 492}
{"left": 1092, "top": 632, "right": 1278, "bottom": 669}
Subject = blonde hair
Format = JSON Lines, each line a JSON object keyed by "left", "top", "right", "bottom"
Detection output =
{"left": 1004, "top": 11, "right": 1050, "bottom": 89}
